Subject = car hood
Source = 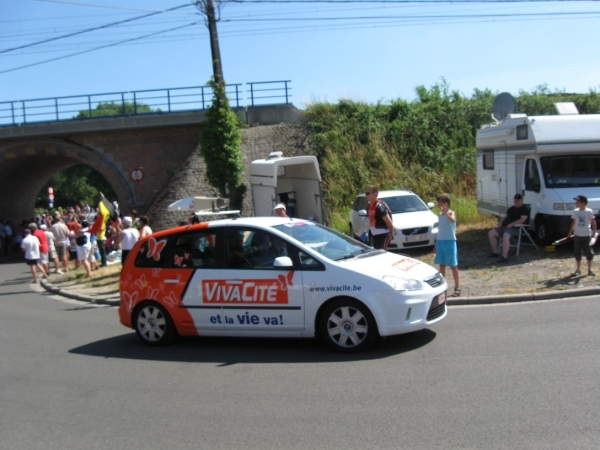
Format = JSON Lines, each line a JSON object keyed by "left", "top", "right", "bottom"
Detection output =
{"left": 391, "top": 210, "right": 437, "bottom": 228}
{"left": 339, "top": 250, "right": 439, "bottom": 281}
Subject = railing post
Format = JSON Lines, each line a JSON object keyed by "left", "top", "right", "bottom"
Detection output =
{"left": 55, "top": 98, "right": 59, "bottom": 121}
{"left": 88, "top": 96, "right": 92, "bottom": 117}
{"left": 11, "top": 102, "right": 15, "bottom": 125}
{"left": 22, "top": 101, "right": 26, "bottom": 124}
{"left": 284, "top": 81, "right": 289, "bottom": 104}
{"left": 235, "top": 85, "right": 240, "bottom": 108}
{"left": 121, "top": 93, "right": 125, "bottom": 115}
{"left": 249, "top": 83, "right": 255, "bottom": 107}
{"left": 133, "top": 92, "right": 137, "bottom": 115}
{"left": 201, "top": 86, "right": 206, "bottom": 110}
{"left": 167, "top": 89, "right": 171, "bottom": 112}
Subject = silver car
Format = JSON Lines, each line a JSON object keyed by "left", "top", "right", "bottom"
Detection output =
{"left": 349, "top": 190, "right": 439, "bottom": 250}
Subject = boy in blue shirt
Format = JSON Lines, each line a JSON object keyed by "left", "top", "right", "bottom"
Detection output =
{"left": 434, "top": 193, "right": 460, "bottom": 297}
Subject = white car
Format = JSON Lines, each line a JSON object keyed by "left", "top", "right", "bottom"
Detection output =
{"left": 118, "top": 217, "right": 447, "bottom": 352}
{"left": 349, "top": 190, "right": 439, "bottom": 250}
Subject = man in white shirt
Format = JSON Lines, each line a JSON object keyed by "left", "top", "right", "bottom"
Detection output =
{"left": 21, "top": 228, "right": 48, "bottom": 283}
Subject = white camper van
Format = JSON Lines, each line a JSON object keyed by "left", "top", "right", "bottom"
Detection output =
{"left": 250, "top": 152, "right": 327, "bottom": 224}
{"left": 477, "top": 94, "right": 600, "bottom": 244}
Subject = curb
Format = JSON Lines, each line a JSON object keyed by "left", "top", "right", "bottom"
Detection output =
{"left": 39, "top": 280, "right": 600, "bottom": 308}
{"left": 447, "top": 286, "right": 600, "bottom": 305}
{"left": 40, "top": 279, "right": 120, "bottom": 306}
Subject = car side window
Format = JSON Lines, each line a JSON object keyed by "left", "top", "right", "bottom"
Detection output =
{"left": 172, "top": 230, "right": 218, "bottom": 269}
{"left": 225, "top": 227, "right": 291, "bottom": 270}
{"left": 134, "top": 236, "right": 170, "bottom": 268}
{"left": 298, "top": 250, "right": 325, "bottom": 271}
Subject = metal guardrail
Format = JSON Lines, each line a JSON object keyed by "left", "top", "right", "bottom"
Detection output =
{"left": 0, "top": 80, "right": 291, "bottom": 127}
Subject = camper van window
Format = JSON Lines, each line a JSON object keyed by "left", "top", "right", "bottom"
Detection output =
{"left": 516, "top": 125, "right": 528, "bottom": 140}
{"left": 524, "top": 159, "right": 541, "bottom": 193}
{"left": 541, "top": 155, "right": 600, "bottom": 188}
{"left": 483, "top": 151, "right": 494, "bottom": 170}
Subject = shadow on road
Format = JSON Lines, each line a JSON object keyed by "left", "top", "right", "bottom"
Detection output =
{"left": 69, "top": 329, "right": 437, "bottom": 365}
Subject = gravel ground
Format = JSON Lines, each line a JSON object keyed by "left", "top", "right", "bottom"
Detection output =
{"left": 412, "top": 222, "right": 600, "bottom": 297}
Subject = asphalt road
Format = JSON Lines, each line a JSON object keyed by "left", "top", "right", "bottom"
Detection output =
{"left": 1, "top": 257, "right": 600, "bottom": 450}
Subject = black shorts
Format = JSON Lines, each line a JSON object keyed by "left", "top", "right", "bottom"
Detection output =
{"left": 25, "top": 258, "right": 39, "bottom": 266}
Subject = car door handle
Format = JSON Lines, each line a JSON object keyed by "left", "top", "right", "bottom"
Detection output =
{"left": 164, "top": 279, "right": 179, "bottom": 284}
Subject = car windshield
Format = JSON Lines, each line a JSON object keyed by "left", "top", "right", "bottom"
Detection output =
{"left": 382, "top": 195, "right": 429, "bottom": 213}
{"left": 541, "top": 155, "right": 600, "bottom": 188}
{"left": 272, "top": 221, "right": 376, "bottom": 261}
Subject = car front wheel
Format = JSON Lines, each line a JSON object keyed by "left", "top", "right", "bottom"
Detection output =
{"left": 319, "top": 299, "right": 378, "bottom": 352}
{"left": 133, "top": 302, "right": 176, "bottom": 346}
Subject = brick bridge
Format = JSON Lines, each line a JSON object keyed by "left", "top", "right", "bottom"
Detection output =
{"left": 0, "top": 105, "right": 305, "bottom": 226}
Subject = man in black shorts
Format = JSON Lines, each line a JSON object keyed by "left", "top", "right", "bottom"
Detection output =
{"left": 488, "top": 194, "right": 529, "bottom": 262}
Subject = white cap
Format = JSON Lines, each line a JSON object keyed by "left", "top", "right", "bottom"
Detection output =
{"left": 273, "top": 203, "right": 286, "bottom": 210}
{"left": 122, "top": 216, "right": 132, "bottom": 226}
{"left": 40, "top": 224, "right": 47, "bottom": 230}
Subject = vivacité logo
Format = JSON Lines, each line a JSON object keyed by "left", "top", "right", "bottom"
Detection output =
{"left": 202, "top": 272, "right": 294, "bottom": 304}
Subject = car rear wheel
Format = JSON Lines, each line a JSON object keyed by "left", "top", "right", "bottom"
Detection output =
{"left": 319, "top": 299, "right": 378, "bottom": 352}
{"left": 133, "top": 302, "right": 176, "bottom": 346}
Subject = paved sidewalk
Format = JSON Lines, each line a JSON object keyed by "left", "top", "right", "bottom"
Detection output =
{"left": 38, "top": 275, "right": 600, "bottom": 307}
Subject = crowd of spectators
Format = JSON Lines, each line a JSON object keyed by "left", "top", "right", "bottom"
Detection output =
{"left": 1, "top": 203, "right": 152, "bottom": 279}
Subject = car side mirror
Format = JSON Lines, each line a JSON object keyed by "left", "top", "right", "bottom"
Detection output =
{"left": 358, "top": 209, "right": 368, "bottom": 217}
{"left": 427, "top": 202, "right": 434, "bottom": 209}
{"left": 273, "top": 256, "right": 293, "bottom": 268}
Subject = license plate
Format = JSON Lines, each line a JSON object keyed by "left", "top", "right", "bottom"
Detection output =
{"left": 405, "top": 234, "right": 428, "bottom": 242}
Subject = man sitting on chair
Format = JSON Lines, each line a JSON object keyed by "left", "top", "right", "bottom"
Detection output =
{"left": 488, "top": 194, "right": 529, "bottom": 263}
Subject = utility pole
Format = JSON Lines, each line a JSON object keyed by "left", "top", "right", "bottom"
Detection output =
{"left": 197, "top": 0, "right": 225, "bottom": 85}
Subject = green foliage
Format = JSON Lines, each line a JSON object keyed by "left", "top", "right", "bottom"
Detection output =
{"left": 305, "top": 82, "right": 600, "bottom": 228}
{"left": 199, "top": 79, "right": 245, "bottom": 210}
{"left": 36, "top": 164, "right": 118, "bottom": 209}
{"left": 75, "top": 101, "right": 159, "bottom": 118}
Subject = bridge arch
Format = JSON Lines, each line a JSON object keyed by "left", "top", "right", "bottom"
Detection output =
{"left": 0, "top": 138, "right": 134, "bottom": 222}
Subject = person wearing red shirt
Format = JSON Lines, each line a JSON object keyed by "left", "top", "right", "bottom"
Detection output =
{"left": 30, "top": 222, "right": 49, "bottom": 269}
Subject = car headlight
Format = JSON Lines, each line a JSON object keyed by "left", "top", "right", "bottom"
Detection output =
{"left": 433, "top": 221, "right": 439, "bottom": 230}
{"left": 382, "top": 275, "right": 425, "bottom": 291}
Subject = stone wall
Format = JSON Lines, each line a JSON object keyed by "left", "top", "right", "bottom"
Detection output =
{"left": 148, "top": 123, "right": 312, "bottom": 231}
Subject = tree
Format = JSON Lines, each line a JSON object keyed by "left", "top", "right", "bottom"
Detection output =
{"left": 75, "top": 101, "right": 158, "bottom": 118}
{"left": 199, "top": 79, "right": 245, "bottom": 210}
{"left": 36, "top": 164, "right": 118, "bottom": 210}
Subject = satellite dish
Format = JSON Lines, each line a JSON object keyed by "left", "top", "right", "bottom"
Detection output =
{"left": 492, "top": 92, "right": 516, "bottom": 122}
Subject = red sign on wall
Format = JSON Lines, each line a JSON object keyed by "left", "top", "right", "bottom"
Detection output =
{"left": 129, "top": 168, "right": 144, "bottom": 182}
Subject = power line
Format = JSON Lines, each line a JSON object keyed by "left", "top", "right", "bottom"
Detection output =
{"left": 0, "top": 21, "right": 201, "bottom": 75}
{"left": 0, "top": 4, "right": 193, "bottom": 55}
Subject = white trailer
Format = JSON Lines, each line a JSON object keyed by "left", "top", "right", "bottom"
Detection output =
{"left": 477, "top": 95, "right": 600, "bottom": 244}
{"left": 250, "top": 151, "right": 327, "bottom": 224}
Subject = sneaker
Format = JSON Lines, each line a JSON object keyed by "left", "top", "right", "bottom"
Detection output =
{"left": 497, "top": 256, "right": 508, "bottom": 263}
{"left": 55, "top": 269, "right": 63, "bottom": 274}
{"left": 488, "top": 253, "right": 500, "bottom": 258}
{"left": 572, "top": 269, "right": 581, "bottom": 276}
{"left": 588, "top": 270, "right": 595, "bottom": 276}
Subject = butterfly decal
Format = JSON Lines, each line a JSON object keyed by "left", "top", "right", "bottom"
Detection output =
{"left": 152, "top": 268, "right": 161, "bottom": 278}
{"left": 123, "top": 291, "right": 139, "bottom": 313}
{"left": 134, "top": 274, "right": 148, "bottom": 290}
{"left": 174, "top": 255, "right": 183, "bottom": 267}
{"left": 163, "top": 291, "right": 178, "bottom": 308}
{"left": 277, "top": 271, "right": 294, "bottom": 291}
{"left": 147, "top": 237, "right": 167, "bottom": 261}
{"left": 147, "top": 286, "right": 159, "bottom": 299}
{"left": 184, "top": 253, "right": 190, "bottom": 259}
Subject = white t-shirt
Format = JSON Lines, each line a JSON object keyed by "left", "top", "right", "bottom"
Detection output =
{"left": 21, "top": 234, "right": 40, "bottom": 259}
{"left": 44, "top": 230, "right": 56, "bottom": 252}
{"left": 120, "top": 228, "right": 140, "bottom": 251}
{"left": 572, "top": 207, "right": 595, "bottom": 237}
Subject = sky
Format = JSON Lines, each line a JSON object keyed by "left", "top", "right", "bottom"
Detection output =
{"left": 1, "top": 0, "right": 600, "bottom": 114}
